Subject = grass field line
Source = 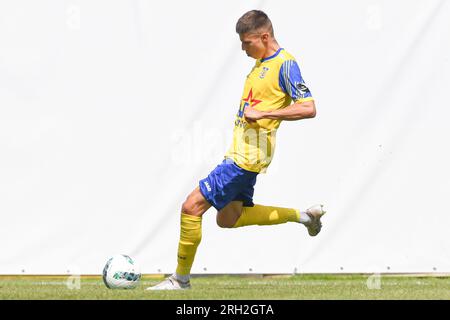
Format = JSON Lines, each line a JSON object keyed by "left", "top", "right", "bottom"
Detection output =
{"left": 1, "top": 273, "right": 449, "bottom": 280}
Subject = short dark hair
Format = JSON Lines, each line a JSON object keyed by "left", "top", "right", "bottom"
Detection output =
{"left": 236, "top": 10, "right": 274, "bottom": 36}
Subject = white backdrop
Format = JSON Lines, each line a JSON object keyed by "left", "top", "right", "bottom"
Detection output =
{"left": 1, "top": 0, "right": 449, "bottom": 275}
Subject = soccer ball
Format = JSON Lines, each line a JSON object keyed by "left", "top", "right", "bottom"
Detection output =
{"left": 102, "top": 254, "right": 141, "bottom": 289}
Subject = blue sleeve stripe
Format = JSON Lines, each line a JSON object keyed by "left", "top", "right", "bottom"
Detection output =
{"left": 279, "top": 62, "right": 287, "bottom": 94}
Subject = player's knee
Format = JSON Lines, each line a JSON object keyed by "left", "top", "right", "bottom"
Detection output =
{"left": 181, "top": 188, "right": 211, "bottom": 216}
{"left": 181, "top": 196, "right": 204, "bottom": 216}
{"left": 216, "top": 212, "right": 239, "bottom": 228}
{"left": 181, "top": 199, "right": 195, "bottom": 215}
{"left": 216, "top": 216, "right": 233, "bottom": 228}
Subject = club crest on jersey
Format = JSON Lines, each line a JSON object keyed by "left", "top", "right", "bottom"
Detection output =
{"left": 259, "top": 67, "right": 269, "bottom": 79}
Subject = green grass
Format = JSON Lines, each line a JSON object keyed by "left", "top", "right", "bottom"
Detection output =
{"left": 1, "top": 274, "right": 449, "bottom": 300}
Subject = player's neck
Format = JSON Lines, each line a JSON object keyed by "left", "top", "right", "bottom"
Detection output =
{"left": 262, "top": 41, "right": 281, "bottom": 60}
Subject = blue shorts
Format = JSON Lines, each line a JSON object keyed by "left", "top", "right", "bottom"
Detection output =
{"left": 199, "top": 159, "right": 258, "bottom": 211}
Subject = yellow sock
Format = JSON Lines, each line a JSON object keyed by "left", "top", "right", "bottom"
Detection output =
{"left": 233, "top": 204, "right": 300, "bottom": 228}
{"left": 176, "top": 213, "right": 202, "bottom": 276}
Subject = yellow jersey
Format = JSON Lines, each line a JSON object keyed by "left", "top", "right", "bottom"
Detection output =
{"left": 225, "top": 48, "right": 314, "bottom": 173}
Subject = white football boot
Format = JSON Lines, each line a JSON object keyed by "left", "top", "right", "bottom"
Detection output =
{"left": 145, "top": 275, "right": 191, "bottom": 291}
{"left": 304, "top": 204, "right": 326, "bottom": 236}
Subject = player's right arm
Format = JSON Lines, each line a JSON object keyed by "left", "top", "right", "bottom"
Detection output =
{"left": 244, "top": 99, "right": 315, "bottom": 121}
{"left": 261, "top": 99, "right": 315, "bottom": 120}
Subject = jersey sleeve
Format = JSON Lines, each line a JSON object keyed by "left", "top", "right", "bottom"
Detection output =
{"left": 279, "top": 60, "right": 313, "bottom": 103}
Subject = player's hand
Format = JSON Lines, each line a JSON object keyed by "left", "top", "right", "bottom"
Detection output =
{"left": 244, "top": 105, "right": 265, "bottom": 122}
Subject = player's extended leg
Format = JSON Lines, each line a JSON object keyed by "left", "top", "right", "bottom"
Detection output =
{"left": 146, "top": 187, "right": 211, "bottom": 291}
{"left": 217, "top": 202, "right": 326, "bottom": 236}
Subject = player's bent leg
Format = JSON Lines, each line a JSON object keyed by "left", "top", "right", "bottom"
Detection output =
{"left": 146, "top": 187, "right": 211, "bottom": 291}
{"left": 231, "top": 204, "right": 300, "bottom": 228}
{"left": 224, "top": 203, "right": 327, "bottom": 236}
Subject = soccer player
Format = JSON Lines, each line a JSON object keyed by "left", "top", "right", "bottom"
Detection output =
{"left": 147, "top": 10, "right": 325, "bottom": 290}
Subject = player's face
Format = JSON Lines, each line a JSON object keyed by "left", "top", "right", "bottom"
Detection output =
{"left": 239, "top": 33, "right": 268, "bottom": 59}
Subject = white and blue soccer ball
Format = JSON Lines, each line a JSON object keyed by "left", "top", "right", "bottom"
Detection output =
{"left": 102, "top": 254, "right": 141, "bottom": 289}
